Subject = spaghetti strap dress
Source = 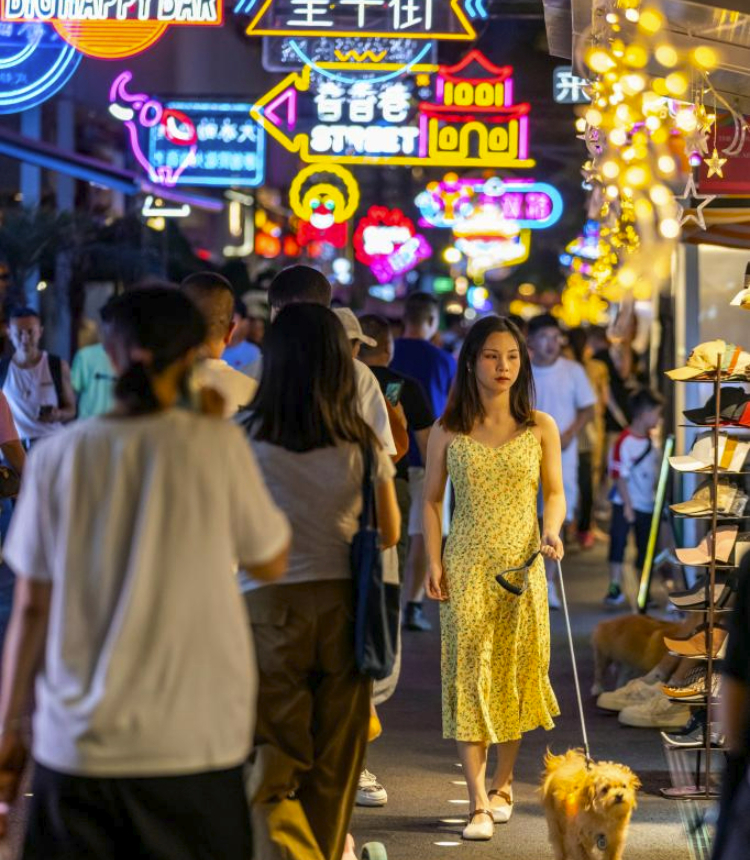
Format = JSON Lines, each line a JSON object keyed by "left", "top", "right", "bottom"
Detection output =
{"left": 440, "top": 430, "right": 560, "bottom": 743}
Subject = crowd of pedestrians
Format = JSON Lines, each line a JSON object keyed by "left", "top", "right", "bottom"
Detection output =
{"left": 0, "top": 263, "right": 729, "bottom": 857}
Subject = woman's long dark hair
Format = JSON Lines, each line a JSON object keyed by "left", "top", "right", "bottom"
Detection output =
{"left": 440, "top": 315, "right": 535, "bottom": 433}
{"left": 101, "top": 286, "right": 206, "bottom": 414}
{"left": 246, "top": 303, "right": 376, "bottom": 453}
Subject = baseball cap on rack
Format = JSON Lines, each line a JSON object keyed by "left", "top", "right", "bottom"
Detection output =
{"left": 666, "top": 340, "right": 750, "bottom": 381}
{"left": 669, "top": 432, "right": 750, "bottom": 473}
{"left": 683, "top": 387, "right": 750, "bottom": 426}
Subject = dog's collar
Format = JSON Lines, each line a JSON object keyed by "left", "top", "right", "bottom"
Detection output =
{"left": 597, "top": 834, "right": 608, "bottom": 851}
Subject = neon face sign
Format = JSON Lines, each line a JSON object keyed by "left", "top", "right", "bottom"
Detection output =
{"left": 251, "top": 49, "right": 536, "bottom": 169}
{"left": 290, "top": 164, "right": 360, "bottom": 248}
{"left": 1, "top": 0, "right": 222, "bottom": 59}
{"left": 110, "top": 72, "right": 197, "bottom": 186}
{"left": 353, "top": 206, "right": 431, "bottom": 283}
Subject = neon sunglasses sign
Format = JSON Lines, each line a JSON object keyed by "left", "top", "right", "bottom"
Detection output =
{"left": 1, "top": 0, "right": 222, "bottom": 59}
{"left": 110, "top": 72, "right": 197, "bottom": 186}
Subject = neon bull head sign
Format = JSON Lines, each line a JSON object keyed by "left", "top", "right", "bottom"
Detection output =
{"left": 109, "top": 72, "right": 197, "bottom": 186}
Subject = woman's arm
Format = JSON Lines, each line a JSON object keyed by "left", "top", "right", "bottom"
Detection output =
{"left": 536, "top": 412, "right": 566, "bottom": 560}
{"left": 423, "top": 422, "right": 452, "bottom": 601}
{"left": 375, "top": 478, "right": 401, "bottom": 549}
{"left": 0, "top": 440, "right": 24, "bottom": 478}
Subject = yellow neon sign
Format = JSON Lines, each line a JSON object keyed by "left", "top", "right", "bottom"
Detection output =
{"left": 289, "top": 164, "right": 361, "bottom": 223}
{"left": 245, "top": 0, "right": 475, "bottom": 40}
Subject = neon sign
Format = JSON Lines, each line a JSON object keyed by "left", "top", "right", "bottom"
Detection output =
{"left": 260, "top": 35, "right": 437, "bottom": 72}
{"left": 290, "top": 164, "right": 360, "bottom": 248}
{"left": 553, "top": 66, "right": 590, "bottom": 105}
{"left": 146, "top": 100, "right": 265, "bottom": 187}
{"left": 251, "top": 49, "right": 536, "bottom": 169}
{"left": 110, "top": 73, "right": 197, "bottom": 186}
{"left": 353, "top": 206, "right": 431, "bottom": 283}
{"left": 416, "top": 175, "right": 563, "bottom": 230}
{"left": 0, "top": 23, "right": 80, "bottom": 114}
{"left": 245, "top": 0, "right": 474, "bottom": 40}
{"left": 455, "top": 231, "right": 531, "bottom": 279}
{"left": 1, "top": 0, "right": 222, "bottom": 59}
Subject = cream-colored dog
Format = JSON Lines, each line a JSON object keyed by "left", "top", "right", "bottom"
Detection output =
{"left": 542, "top": 749, "right": 640, "bottom": 860}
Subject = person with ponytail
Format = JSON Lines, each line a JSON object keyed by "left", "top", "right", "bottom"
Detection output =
{"left": 422, "top": 315, "right": 566, "bottom": 841}
{"left": 0, "top": 287, "right": 290, "bottom": 859}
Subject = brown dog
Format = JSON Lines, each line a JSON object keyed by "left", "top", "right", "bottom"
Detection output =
{"left": 542, "top": 749, "right": 640, "bottom": 860}
{"left": 591, "top": 614, "right": 684, "bottom": 696}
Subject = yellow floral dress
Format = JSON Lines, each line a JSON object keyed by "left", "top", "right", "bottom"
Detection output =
{"left": 440, "top": 430, "right": 560, "bottom": 743}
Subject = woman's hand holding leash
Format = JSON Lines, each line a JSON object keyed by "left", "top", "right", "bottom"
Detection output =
{"left": 541, "top": 532, "right": 564, "bottom": 561}
{"left": 426, "top": 563, "right": 449, "bottom": 602}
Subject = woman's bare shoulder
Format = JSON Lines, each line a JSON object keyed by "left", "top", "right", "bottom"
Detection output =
{"left": 530, "top": 411, "right": 559, "bottom": 439}
{"left": 428, "top": 420, "right": 457, "bottom": 447}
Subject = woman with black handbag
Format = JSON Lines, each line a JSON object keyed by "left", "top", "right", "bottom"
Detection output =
{"left": 423, "top": 316, "right": 566, "bottom": 841}
{"left": 239, "top": 303, "right": 401, "bottom": 860}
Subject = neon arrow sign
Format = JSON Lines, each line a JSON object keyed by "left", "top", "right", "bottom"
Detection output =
{"left": 251, "top": 50, "right": 536, "bottom": 169}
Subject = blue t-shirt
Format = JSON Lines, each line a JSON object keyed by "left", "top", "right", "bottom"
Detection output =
{"left": 222, "top": 341, "right": 261, "bottom": 371}
{"left": 391, "top": 338, "right": 456, "bottom": 467}
{"left": 71, "top": 343, "right": 116, "bottom": 419}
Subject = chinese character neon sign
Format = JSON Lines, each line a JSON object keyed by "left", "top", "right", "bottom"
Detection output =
{"left": 0, "top": 23, "right": 80, "bottom": 114}
{"left": 416, "top": 175, "right": 563, "bottom": 230}
{"left": 553, "top": 66, "right": 591, "bottom": 105}
{"left": 110, "top": 72, "right": 198, "bottom": 186}
{"left": 251, "top": 49, "right": 536, "bottom": 169}
{"left": 147, "top": 100, "right": 265, "bottom": 188}
{"left": 260, "top": 35, "right": 437, "bottom": 72}
{"left": 245, "top": 0, "right": 474, "bottom": 40}
{"left": 290, "top": 164, "right": 360, "bottom": 248}
{"left": 353, "top": 206, "right": 431, "bottom": 283}
{"left": 1, "top": 0, "right": 222, "bottom": 59}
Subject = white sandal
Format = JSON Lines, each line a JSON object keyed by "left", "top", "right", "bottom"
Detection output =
{"left": 462, "top": 809, "right": 494, "bottom": 841}
{"left": 489, "top": 788, "right": 513, "bottom": 824}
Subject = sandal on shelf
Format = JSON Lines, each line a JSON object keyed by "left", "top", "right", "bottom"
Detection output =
{"left": 488, "top": 789, "right": 513, "bottom": 824}
{"left": 462, "top": 809, "right": 494, "bottom": 841}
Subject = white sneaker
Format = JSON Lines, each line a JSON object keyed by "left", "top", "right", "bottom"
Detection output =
{"left": 462, "top": 810, "right": 494, "bottom": 841}
{"left": 356, "top": 769, "right": 388, "bottom": 807}
{"left": 596, "top": 676, "right": 661, "bottom": 712}
{"left": 618, "top": 694, "right": 691, "bottom": 729}
{"left": 547, "top": 579, "right": 561, "bottom": 610}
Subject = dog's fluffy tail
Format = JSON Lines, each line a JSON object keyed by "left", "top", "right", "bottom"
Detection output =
{"left": 543, "top": 747, "right": 587, "bottom": 777}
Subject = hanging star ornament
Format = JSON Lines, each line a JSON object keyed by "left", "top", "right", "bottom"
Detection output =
{"left": 704, "top": 147, "right": 728, "bottom": 179}
{"left": 673, "top": 174, "right": 716, "bottom": 231}
{"left": 684, "top": 127, "right": 710, "bottom": 158}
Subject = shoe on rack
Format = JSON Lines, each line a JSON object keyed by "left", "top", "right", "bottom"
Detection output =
{"left": 618, "top": 694, "right": 691, "bottom": 729}
{"left": 488, "top": 788, "right": 513, "bottom": 824}
{"left": 356, "top": 770, "right": 388, "bottom": 807}
{"left": 404, "top": 602, "right": 432, "bottom": 632}
{"left": 603, "top": 582, "right": 627, "bottom": 608}
{"left": 664, "top": 624, "right": 728, "bottom": 659}
{"left": 462, "top": 810, "right": 494, "bottom": 841}
{"left": 547, "top": 579, "right": 561, "bottom": 611}
{"left": 661, "top": 711, "right": 724, "bottom": 749}
{"left": 662, "top": 672, "right": 721, "bottom": 703}
{"left": 596, "top": 676, "right": 661, "bottom": 712}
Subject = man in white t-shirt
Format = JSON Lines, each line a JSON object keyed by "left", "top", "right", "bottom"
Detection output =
{"left": 529, "top": 314, "right": 595, "bottom": 607}
{"left": 181, "top": 273, "right": 257, "bottom": 417}
{"left": 244, "top": 266, "right": 396, "bottom": 456}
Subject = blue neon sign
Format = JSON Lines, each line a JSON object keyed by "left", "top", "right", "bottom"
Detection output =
{"left": 0, "top": 23, "right": 81, "bottom": 114}
{"left": 145, "top": 100, "right": 265, "bottom": 188}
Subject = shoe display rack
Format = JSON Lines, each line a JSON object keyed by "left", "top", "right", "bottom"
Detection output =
{"left": 665, "top": 364, "right": 740, "bottom": 800}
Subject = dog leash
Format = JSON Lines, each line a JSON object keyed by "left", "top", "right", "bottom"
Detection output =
{"left": 556, "top": 559, "right": 592, "bottom": 766}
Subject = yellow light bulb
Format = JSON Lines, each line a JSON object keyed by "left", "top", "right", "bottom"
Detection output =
{"left": 675, "top": 109, "right": 698, "bottom": 132}
{"left": 609, "top": 129, "right": 628, "bottom": 146}
{"left": 655, "top": 44, "right": 678, "bottom": 67}
{"left": 619, "top": 267, "right": 637, "bottom": 288}
{"left": 651, "top": 127, "right": 668, "bottom": 144}
{"left": 606, "top": 185, "right": 620, "bottom": 199}
{"left": 650, "top": 184, "right": 672, "bottom": 206}
{"left": 645, "top": 115, "right": 661, "bottom": 131}
{"left": 588, "top": 49, "right": 614, "bottom": 74}
{"left": 639, "top": 8, "right": 664, "bottom": 33}
{"left": 443, "top": 247, "right": 461, "bottom": 264}
{"left": 602, "top": 160, "right": 620, "bottom": 179}
{"left": 693, "top": 46, "right": 718, "bottom": 70}
{"left": 634, "top": 198, "right": 653, "bottom": 219}
{"left": 615, "top": 104, "right": 633, "bottom": 124}
{"left": 625, "top": 166, "right": 648, "bottom": 188}
{"left": 657, "top": 155, "right": 676, "bottom": 174}
{"left": 585, "top": 108, "right": 603, "bottom": 127}
{"left": 622, "top": 147, "right": 636, "bottom": 162}
{"left": 660, "top": 218, "right": 681, "bottom": 239}
{"left": 652, "top": 78, "right": 668, "bottom": 97}
{"left": 665, "top": 73, "right": 689, "bottom": 96}
{"left": 623, "top": 73, "right": 646, "bottom": 94}
{"left": 625, "top": 7, "right": 640, "bottom": 22}
{"left": 624, "top": 45, "right": 648, "bottom": 68}
{"left": 575, "top": 117, "right": 587, "bottom": 133}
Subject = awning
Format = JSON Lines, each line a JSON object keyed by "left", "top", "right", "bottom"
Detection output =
{"left": 0, "top": 126, "right": 224, "bottom": 213}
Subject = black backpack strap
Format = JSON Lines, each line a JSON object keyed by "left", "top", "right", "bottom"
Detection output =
{"left": 631, "top": 438, "right": 653, "bottom": 470}
{"left": 360, "top": 445, "right": 377, "bottom": 530}
{"left": 48, "top": 354, "right": 64, "bottom": 406}
{"left": 0, "top": 357, "right": 9, "bottom": 390}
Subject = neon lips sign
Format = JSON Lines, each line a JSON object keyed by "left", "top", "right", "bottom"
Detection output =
{"left": 353, "top": 206, "right": 432, "bottom": 283}
{"left": 109, "top": 72, "right": 197, "bottom": 186}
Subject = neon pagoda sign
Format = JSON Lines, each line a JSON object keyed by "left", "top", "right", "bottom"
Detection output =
{"left": 251, "top": 49, "right": 536, "bottom": 169}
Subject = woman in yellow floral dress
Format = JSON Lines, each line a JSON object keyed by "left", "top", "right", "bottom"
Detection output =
{"left": 423, "top": 316, "right": 566, "bottom": 841}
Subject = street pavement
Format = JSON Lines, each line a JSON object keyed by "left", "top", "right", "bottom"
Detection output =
{"left": 352, "top": 542, "right": 691, "bottom": 860}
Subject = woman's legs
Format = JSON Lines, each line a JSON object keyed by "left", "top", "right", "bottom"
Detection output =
{"left": 490, "top": 739, "right": 521, "bottom": 798}
{"left": 457, "top": 741, "right": 491, "bottom": 813}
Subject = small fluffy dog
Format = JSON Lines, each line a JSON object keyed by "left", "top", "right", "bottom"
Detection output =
{"left": 542, "top": 750, "right": 640, "bottom": 860}
{"left": 591, "top": 614, "right": 683, "bottom": 695}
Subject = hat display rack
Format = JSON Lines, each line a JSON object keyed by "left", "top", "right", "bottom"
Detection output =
{"left": 666, "top": 363, "right": 746, "bottom": 799}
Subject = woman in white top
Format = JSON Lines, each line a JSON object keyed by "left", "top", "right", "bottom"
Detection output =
{"left": 0, "top": 287, "right": 290, "bottom": 859}
{"left": 241, "top": 303, "right": 401, "bottom": 860}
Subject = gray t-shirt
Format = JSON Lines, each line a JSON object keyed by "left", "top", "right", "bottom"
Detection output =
{"left": 243, "top": 437, "right": 395, "bottom": 590}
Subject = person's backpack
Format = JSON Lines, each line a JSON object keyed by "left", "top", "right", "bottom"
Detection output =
{"left": 0, "top": 354, "right": 64, "bottom": 406}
